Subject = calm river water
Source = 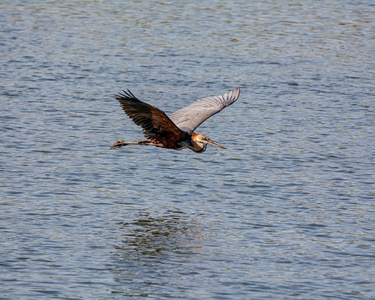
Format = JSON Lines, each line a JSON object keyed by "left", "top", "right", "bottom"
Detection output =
{"left": 1, "top": 1, "right": 374, "bottom": 299}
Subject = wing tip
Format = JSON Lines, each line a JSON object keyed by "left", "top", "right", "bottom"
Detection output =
{"left": 223, "top": 87, "right": 240, "bottom": 106}
{"left": 232, "top": 87, "right": 240, "bottom": 100}
{"left": 115, "top": 89, "right": 138, "bottom": 101}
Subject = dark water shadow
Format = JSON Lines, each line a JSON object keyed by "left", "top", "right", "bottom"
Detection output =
{"left": 110, "top": 209, "right": 204, "bottom": 298}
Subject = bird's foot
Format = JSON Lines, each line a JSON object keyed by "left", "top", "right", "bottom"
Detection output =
{"left": 110, "top": 140, "right": 126, "bottom": 149}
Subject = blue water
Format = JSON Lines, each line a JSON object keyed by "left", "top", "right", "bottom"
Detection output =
{"left": 1, "top": 1, "right": 374, "bottom": 299}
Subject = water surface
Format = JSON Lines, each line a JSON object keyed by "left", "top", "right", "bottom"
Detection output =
{"left": 1, "top": 1, "right": 374, "bottom": 299}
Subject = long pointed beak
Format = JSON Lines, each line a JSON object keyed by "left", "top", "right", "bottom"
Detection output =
{"left": 206, "top": 137, "right": 226, "bottom": 149}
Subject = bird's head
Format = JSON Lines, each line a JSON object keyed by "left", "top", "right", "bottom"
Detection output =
{"left": 190, "top": 133, "right": 226, "bottom": 153}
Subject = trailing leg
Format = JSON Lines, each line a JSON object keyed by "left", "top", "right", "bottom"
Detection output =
{"left": 110, "top": 140, "right": 151, "bottom": 149}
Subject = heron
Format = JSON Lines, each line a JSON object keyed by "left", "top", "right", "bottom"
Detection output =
{"left": 110, "top": 87, "right": 240, "bottom": 153}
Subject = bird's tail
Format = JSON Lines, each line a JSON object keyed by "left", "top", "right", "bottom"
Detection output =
{"left": 110, "top": 140, "right": 151, "bottom": 149}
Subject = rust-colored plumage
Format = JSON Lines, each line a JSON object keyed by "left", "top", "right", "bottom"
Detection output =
{"left": 110, "top": 87, "right": 240, "bottom": 153}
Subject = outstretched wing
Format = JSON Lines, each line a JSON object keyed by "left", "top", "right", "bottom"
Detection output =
{"left": 169, "top": 87, "right": 240, "bottom": 134}
{"left": 115, "top": 90, "right": 183, "bottom": 139}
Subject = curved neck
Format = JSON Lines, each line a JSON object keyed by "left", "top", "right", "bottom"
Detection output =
{"left": 191, "top": 132, "right": 206, "bottom": 153}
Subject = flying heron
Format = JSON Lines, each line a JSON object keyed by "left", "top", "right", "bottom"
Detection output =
{"left": 110, "top": 87, "right": 240, "bottom": 153}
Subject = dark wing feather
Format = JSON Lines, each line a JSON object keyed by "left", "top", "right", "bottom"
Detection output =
{"left": 115, "top": 90, "right": 183, "bottom": 139}
{"left": 169, "top": 87, "right": 240, "bottom": 133}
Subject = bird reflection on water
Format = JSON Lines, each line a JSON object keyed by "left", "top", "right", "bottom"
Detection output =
{"left": 115, "top": 210, "right": 202, "bottom": 256}
{"left": 110, "top": 87, "right": 240, "bottom": 153}
{"left": 111, "top": 210, "right": 203, "bottom": 297}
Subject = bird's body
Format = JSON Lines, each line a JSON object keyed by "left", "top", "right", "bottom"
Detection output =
{"left": 110, "top": 87, "right": 240, "bottom": 153}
